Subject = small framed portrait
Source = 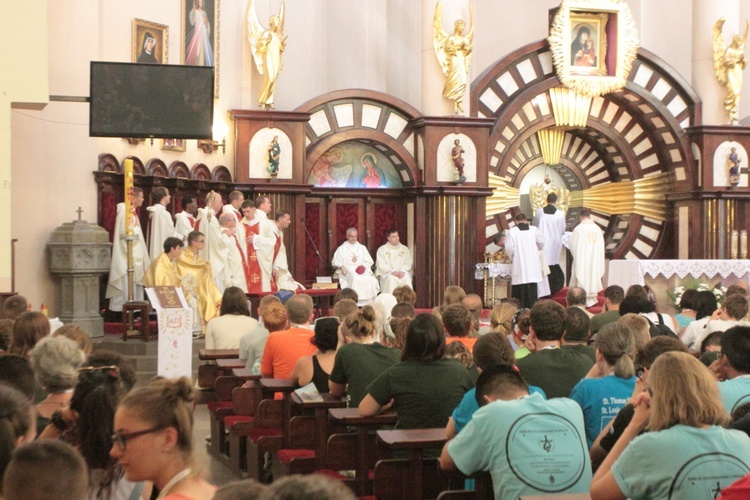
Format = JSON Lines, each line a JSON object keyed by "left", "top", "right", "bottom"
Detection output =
{"left": 161, "top": 139, "right": 187, "bottom": 152}
{"left": 182, "top": 0, "right": 220, "bottom": 97}
{"left": 569, "top": 13, "right": 608, "bottom": 76}
{"left": 132, "top": 18, "right": 169, "bottom": 64}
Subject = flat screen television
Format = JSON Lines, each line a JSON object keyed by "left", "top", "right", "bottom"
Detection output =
{"left": 89, "top": 61, "right": 214, "bottom": 139}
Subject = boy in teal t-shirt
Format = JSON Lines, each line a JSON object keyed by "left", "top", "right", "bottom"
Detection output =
{"left": 440, "top": 365, "right": 592, "bottom": 499}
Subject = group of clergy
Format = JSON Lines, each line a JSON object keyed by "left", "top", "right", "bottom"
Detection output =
{"left": 502, "top": 192, "right": 605, "bottom": 309}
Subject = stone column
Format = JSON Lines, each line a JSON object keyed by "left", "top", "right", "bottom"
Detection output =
{"left": 693, "top": 0, "right": 741, "bottom": 125}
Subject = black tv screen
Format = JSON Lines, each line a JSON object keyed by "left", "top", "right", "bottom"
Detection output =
{"left": 89, "top": 62, "right": 214, "bottom": 139}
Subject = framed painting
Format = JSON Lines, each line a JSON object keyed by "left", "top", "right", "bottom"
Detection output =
{"left": 132, "top": 19, "right": 168, "bottom": 64}
{"left": 569, "top": 13, "right": 607, "bottom": 76}
{"left": 161, "top": 139, "right": 187, "bottom": 152}
{"left": 181, "top": 0, "right": 220, "bottom": 97}
{"left": 548, "top": 0, "right": 639, "bottom": 97}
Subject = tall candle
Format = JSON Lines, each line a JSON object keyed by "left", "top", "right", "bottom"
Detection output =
{"left": 731, "top": 230, "right": 739, "bottom": 259}
{"left": 123, "top": 158, "right": 134, "bottom": 236}
{"left": 741, "top": 230, "right": 748, "bottom": 259}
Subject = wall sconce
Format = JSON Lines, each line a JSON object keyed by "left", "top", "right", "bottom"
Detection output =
{"left": 199, "top": 122, "right": 228, "bottom": 154}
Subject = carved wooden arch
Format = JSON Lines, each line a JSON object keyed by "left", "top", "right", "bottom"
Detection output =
{"left": 123, "top": 156, "right": 146, "bottom": 175}
{"left": 98, "top": 153, "right": 120, "bottom": 173}
{"left": 212, "top": 165, "right": 232, "bottom": 182}
{"left": 146, "top": 158, "right": 168, "bottom": 177}
{"left": 168, "top": 161, "right": 190, "bottom": 178}
{"left": 295, "top": 89, "right": 422, "bottom": 186}
{"left": 190, "top": 163, "right": 211, "bottom": 180}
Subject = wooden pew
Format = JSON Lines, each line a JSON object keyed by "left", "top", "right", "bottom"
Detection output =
{"left": 271, "top": 392, "right": 346, "bottom": 479}
{"left": 207, "top": 374, "right": 248, "bottom": 459}
{"left": 327, "top": 408, "right": 398, "bottom": 496}
{"left": 197, "top": 349, "right": 240, "bottom": 389}
{"left": 436, "top": 471, "right": 494, "bottom": 500}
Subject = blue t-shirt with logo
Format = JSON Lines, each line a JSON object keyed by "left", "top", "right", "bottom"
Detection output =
{"left": 452, "top": 385, "right": 546, "bottom": 434}
{"left": 569, "top": 375, "right": 636, "bottom": 448}
{"left": 612, "top": 425, "right": 750, "bottom": 499}
{"left": 448, "top": 393, "right": 592, "bottom": 499}
{"left": 719, "top": 377, "right": 750, "bottom": 414}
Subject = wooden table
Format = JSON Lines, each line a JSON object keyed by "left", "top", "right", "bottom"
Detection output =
{"left": 199, "top": 349, "right": 240, "bottom": 360}
{"left": 377, "top": 428, "right": 447, "bottom": 499}
{"left": 290, "top": 392, "right": 346, "bottom": 468}
{"left": 231, "top": 368, "right": 260, "bottom": 380}
{"left": 329, "top": 408, "right": 398, "bottom": 495}
{"left": 216, "top": 358, "right": 247, "bottom": 370}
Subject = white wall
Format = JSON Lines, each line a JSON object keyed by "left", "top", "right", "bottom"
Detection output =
{"left": 7, "top": 0, "right": 718, "bottom": 313}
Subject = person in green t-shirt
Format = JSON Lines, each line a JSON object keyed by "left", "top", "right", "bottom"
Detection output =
{"left": 359, "top": 314, "right": 474, "bottom": 429}
{"left": 329, "top": 305, "right": 401, "bottom": 407}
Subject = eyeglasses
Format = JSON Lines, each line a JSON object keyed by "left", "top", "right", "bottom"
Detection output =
{"left": 315, "top": 316, "right": 340, "bottom": 325}
{"left": 111, "top": 427, "right": 162, "bottom": 451}
{"left": 78, "top": 365, "right": 120, "bottom": 379}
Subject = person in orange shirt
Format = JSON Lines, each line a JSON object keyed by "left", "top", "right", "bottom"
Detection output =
{"left": 260, "top": 294, "right": 316, "bottom": 379}
{"left": 442, "top": 303, "right": 477, "bottom": 351}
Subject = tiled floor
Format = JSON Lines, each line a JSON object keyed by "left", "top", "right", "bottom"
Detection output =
{"left": 192, "top": 404, "right": 241, "bottom": 487}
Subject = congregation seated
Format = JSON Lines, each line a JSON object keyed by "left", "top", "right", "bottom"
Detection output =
{"left": 462, "top": 293, "right": 486, "bottom": 333}
{"left": 52, "top": 324, "right": 93, "bottom": 357}
{"left": 590, "top": 285, "right": 624, "bottom": 335}
{"left": 562, "top": 306, "right": 596, "bottom": 362}
{"left": 334, "top": 287, "right": 358, "bottom": 305}
{"left": 673, "top": 287, "right": 698, "bottom": 335}
{"left": 700, "top": 330, "right": 723, "bottom": 366}
{"left": 442, "top": 285, "right": 466, "bottom": 307}
{"left": 392, "top": 285, "right": 416, "bottom": 307}
{"left": 380, "top": 303, "right": 413, "bottom": 350}
{"left": 0, "top": 319, "right": 12, "bottom": 353}
{"left": 616, "top": 313, "right": 650, "bottom": 351}
{"left": 290, "top": 317, "right": 339, "bottom": 393}
{"left": 570, "top": 323, "right": 637, "bottom": 448}
{"left": 697, "top": 293, "right": 750, "bottom": 348}
{"left": 591, "top": 352, "right": 750, "bottom": 498}
{"left": 8, "top": 311, "right": 50, "bottom": 358}
{"left": 487, "top": 301, "right": 517, "bottom": 345}
{"left": 4, "top": 440, "right": 89, "bottom": 500}
{"left": 329, "top": 306, "right": 401, "bottom": 407}
{"left": 240, "top": 296, "right": 283, "bottom": 373}
{"left": 567, "top": 286, "right": 594, "bottom": 318}
{"left": 205, "top": 286, "right": 260, "bottom": 350}
{"left": 681, "top": 289, "right": 719, "bottom": 349}
{"left": 0, "top": 353, "right": 36, "bottom": 399}
{"left": 359, "top": 313, "right": 473, "bottom": 429}
{"left": 440, "top": 364, "right": 592, "bottom": 498}
{"left": 510, "top": 308, "right": 531, "bottom": 359}
{"left": 442, "top": 303, "right": 477, "bottom": 351}
{"left": 515, "top": 300, "right": 594, "bottom": 398}
{"left": 716, "top": 325, "right": 750, "bottom": 414}
{"left": 2, "top": 294, "right": 28, "bottom": 321}
{"left": 260, "top": 294, "right": 315, "bottom": 379}
{"left": 330, "top": 298, "right": 358, "bottom": 321}
{"left": 624, "top": 284, "right": 679, "bottom": 334}
{"left": 0, "top": 384, "right": 36, "bottom": 483}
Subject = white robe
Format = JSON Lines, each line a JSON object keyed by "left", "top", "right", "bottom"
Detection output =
{"left": 332, "top": 241, "right": 380, "bottom": 305}
{"left": 195, "top": 208, "right": 228, "bottom": 291}
{"left": 569, "top": 219, "right": 605, "bottom": 307}
{"left": 271, "top": 224, "right": 304, "bottom": 292}
{"left": 534, "top": 206, "right": 566, "bottom": 265}
{"left": 251, "top": 211, "right": 279, "bottom": 292}
{"left": 504, "top": 225, "right": 544, "bottom": 285}
{"left": 174, "top": 211, "right": 196, "bottom": 240}
{"left": 375, "top": 242, "right": 413, "bottom": 294}
{"left": 226, "top": 233, "right": 248, "bottom": 292}
{"left": 146, "top": 203, "right": 180, "bottom": 259}
{"left": 106, "top": 203, "right": 151, "bottom": 311}
{"left": 222, "top": 204, "right": 246, "bottom": 258}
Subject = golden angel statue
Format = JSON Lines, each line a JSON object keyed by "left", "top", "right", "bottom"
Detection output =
{"left": 433, "top": 1, "right": 474, "bottom": 114}
{"left": 247, "top": 0, "right": 287, "bottom": 109}
{"left": 713, "top": 18, "right": 749, "bottom": 123}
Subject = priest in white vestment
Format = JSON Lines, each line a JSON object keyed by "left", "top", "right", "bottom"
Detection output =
{"left": 219, "top": 213, "right": 249, "bottom": 293}
{"left": 222, "top": 190, "right": 246, "bottom": 258}
{"left": 569, "top": 209, "right": 605, "bottom": 307}
{"left": 106, "top": 188, "right": 151, "bottom": 312}
{"left": 195, "top": 191, "right": 228, "bottom": 291}
{"left": 504, "top": 213, "right": 544, "bottom": 309}
{"left": 174, "top": 195, "right": 197, "bottom": 241}
{"left": 147, "top": 187, "right": 182, "bottom": 260}
{"left": 250, "top": 195, "right": 281, "bottom": 292}
{"left": 533, "top": 192, "right": 566, "bottom": 297}
{"left": 333, "top": 228, "right": 380, "bottom": 305}
{"left": 270, "top": 210, "right": 304, "bottom": 291}
{"left": 241, "top": 200, "right": 263, "bottom": 293}
{"left": 375, "top": 229, "right": 413, "bottom": 294}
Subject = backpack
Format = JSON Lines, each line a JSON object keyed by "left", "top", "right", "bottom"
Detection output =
{"left": 644, "top": 314, "right": 678, "bottom": 339}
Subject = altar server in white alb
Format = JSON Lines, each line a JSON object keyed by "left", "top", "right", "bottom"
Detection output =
{"left": 222, "top": 190, "right": 246, "bottom": 258}
{"left": 218, "top": 212, "right": 249, "bottom": 293}
{"left": 174, "top": 195, "right": 198, "bottom": 241}
{"left": 375, "top": 229, "right": 413, "bottom": 294}
{"left": 504, "top": 213, "right": 544, "bottom": 309}
{"left": 533, "top": 192, "right": 566, "bottom": 297}
{"left": 568, "top": 208, "right": 605, "bottom": 307}
{"left": 195, "top": 191, "right": 227, "bottom": 291}
{"left": 333, "top": 228, "right": 380, "bottom": 305}
{"left": 106, "top": 187, "right": 151, "bottom": 312}
{"left": 250, "top": 195, "right": 280, "bottom": 292}
{"left": 269, "top": 210, "right": 305, "bottom": 292}
{"left": 147, "top": 187, "right": 183, "bottom": 260}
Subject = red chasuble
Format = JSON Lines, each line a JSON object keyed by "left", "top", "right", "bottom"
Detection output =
{"left": 243, "top": 221, "right": 263, "bottom": 293}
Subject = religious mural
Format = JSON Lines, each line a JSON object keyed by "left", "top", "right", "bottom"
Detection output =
{"left": 307, "top": 141, "right": 403, "bottom": 188}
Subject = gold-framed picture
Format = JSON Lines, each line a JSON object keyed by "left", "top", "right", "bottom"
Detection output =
{"left": 132, "top": 18, "right": 168, "bottom": 64}
{"left": 548, "top": 0, "right": 639, "bottom": 97}
{"left": 161, "top": 139, "right": 187, "bottom": 152}
{"left": 181, "top": 0, "right": 220, "bottom": 97}
{"left": 569, "top": 13, "right": 608, "bottom": 76}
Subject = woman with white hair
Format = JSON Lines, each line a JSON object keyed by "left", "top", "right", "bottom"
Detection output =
{"left": 30, "top": 335, "right": 85, "bottom": 432}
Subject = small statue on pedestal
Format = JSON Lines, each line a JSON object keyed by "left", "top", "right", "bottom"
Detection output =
{"left": 267, "top": 136, "right": 280, "bottom": 177}
{"left": 729, "top": 146, "right": 741, "bottom": 187}
{"left": 451, "top": 139, "right": 467, "bottom": 183}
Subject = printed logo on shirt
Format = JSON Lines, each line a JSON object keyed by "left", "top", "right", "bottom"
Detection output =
{"left": 505, "top": 412, "right": 587, "bottom": 492}
{"left": 668, "top": 452, "right": 749, "bottom": 499}
{"left": 732, "top": 394, "right": 750, "bottom": 413}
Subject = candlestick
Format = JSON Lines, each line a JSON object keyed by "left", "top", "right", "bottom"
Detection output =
{"left": 741, "top": 230, "right": 748, "bottom": 259}
{"left": 123, "top": 158, "right": 134, "bottom": 236}
{"left": 731, "top": 230, "right": 739, "bottom": 259}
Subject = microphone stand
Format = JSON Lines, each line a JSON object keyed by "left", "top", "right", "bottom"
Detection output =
{"left": 300, "top": 217, "right": 326, "bottom": 267}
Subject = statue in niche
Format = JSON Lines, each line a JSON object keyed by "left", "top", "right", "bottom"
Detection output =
{"left": 247, "top": 0, "right": 287, "bottom": 109}
{"left": 713, "top": 18, "right": 749, "bottom": 124}
{"left": 729, "top": 146, "right": 741, "bottom": 187}
{"left": 267, "top": 136, "right": 280, "bottom": 177}
{"left": 451, "top": 139, "right": 467, "bottom": 183}
{"left": 433, "top": 1, "right": 474, "bottom": 114}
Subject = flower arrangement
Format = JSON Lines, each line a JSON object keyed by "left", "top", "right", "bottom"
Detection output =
{"left": 668, "top": 277, "right": 727, "bottom": 311}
